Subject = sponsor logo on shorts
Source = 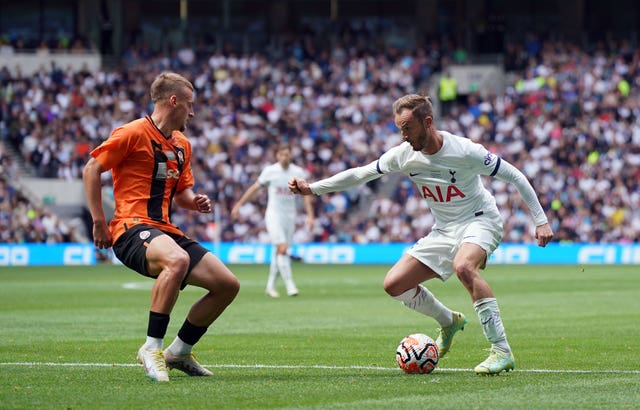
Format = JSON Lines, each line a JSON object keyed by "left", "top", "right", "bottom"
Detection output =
{"left": 139, "top": 231, "right": 151, "bottom": 240}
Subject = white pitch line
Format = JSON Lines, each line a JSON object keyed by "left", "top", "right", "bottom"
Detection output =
{"left": 1, "top": 362, "right": 639, "bottom": 374}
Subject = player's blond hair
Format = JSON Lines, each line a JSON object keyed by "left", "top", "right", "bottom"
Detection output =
{"left": 150, "top": 72, "right": 194, "bottom": 103}
{"left": 392, "top": 94, "right": 434, "bottom": 120}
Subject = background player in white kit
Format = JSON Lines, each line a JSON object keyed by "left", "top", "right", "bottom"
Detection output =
{"left": 232, "top": 143, "right": 314, "bottom": 297}
{"left": 289, "top": 94, "right": 554, "bottom": 375}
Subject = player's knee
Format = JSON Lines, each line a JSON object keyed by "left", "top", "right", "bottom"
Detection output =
{"left": 383, "top": 276, "right": 404, "bottom": 297}
{"left": 164, "top": 248, "right": 190, "bottom": 278}
{"left": 209, "top": 273, "right": 240, "bottom": 305}
{"left": 225, "top": 275, "right": 241, "bottom": 298}
{"left": 453, "top": 260, "right": 476, "bottom": 284}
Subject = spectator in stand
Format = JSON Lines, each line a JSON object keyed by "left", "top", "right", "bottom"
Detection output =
{"left": 438, "top": 68, "right": 458, "bottom": 116}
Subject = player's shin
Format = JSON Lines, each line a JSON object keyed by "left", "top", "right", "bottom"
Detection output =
{"left": 276, "top": 254, "right": 298, "bottom": 295}
{"left": 144, "top": 311, "right": 170, "bottom": 350}
{"left": 166, "top": 319, "right": 208, "bottom": 355}
{"left": 393, "top": 285, "right": 453, "bottom": 327}
{"left": 266, "top": 259, "right": 279, "bottom": 290}
{"left": 474, "top": 297, "right": 511, "bottom": 353}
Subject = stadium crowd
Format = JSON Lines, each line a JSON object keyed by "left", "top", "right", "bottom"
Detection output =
{"left": 1, "top": 25, "right": 639, "bottom": 245}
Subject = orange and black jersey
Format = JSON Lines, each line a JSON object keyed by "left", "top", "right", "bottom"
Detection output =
{"left": 90, "top": 116, "right": 195, "bottom": 243}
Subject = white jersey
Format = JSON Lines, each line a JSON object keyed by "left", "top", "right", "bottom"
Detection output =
{"left": 259, "top": 162, "right": 308, "bottom": 221}
{"left": 378, "top": 131, "right": 500, "bottom": 226}
{"left": 310, "top": 131, "right": 547, "bottom": 229}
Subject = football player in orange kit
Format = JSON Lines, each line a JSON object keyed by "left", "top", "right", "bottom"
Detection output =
{"left": 83, "top": 72, "right": 240, "bottom": 382}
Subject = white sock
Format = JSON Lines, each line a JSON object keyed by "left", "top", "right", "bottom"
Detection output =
{"left": 165, "top": 336, "right": 192, "bottom": 356}
{"left": 143, "top": 336, "right": 163, "bottom": 351}
{"left": 266, "top": 258, "right": 279, "bottom": 291}
{"left": 276, "top": 254, "right": 297, "bottom": 292}
{"left": 474, "top": 297, "right": 511, "bottom": 353}
{"left": 393, "top": 285, "right": 453, "bottom": 327}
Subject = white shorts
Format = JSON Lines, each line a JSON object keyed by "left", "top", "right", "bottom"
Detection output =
{"left": 406, "top": 213, "right": 503, "bottom": 281}
{"left": 265, "top": 211, "right": 295, "bottom": 245}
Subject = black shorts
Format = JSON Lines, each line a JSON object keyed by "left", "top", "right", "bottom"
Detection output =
{"left": 112, "top": 224, "right": 209, "bottom": 290}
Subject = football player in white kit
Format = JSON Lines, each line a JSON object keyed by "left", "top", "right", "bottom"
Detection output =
{"left": 289, "top": 94, "right": 554, "bottom": 374}
{"left": 232, "top": 143, "right": 314, "bottom": 297}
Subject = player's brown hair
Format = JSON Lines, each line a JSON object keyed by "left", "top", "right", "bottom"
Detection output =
{"left": 392, "top": 94, "right": 434, "bottom": 120}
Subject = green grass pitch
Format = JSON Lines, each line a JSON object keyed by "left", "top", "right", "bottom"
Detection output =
{"left": 1, "top": 263, "right": 639, "bottom": 409}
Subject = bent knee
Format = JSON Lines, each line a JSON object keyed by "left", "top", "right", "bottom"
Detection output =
{"left": 211, "top": 274, "right": 241, "bottom": 304}
{"left": 209, "top": 270, "right": 241, "bottom": 298}
{"left": 225, "top": 275, "right": 241, "bottom": 297}
{"left": 383, "top": 276, "right": 407, "bottom": 297}
{"left": 160, "top": 248, "right": 190, "bottom": 279}
{"left": 453, "top": 261, "right": 480, "bottom": 283}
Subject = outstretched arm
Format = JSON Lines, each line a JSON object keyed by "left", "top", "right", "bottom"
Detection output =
{"left": 289, "top": 177, "right": 313, "bottom": 195}
{"left": 290, "top": 162, "right": 381, "bottom": 196}
{"left": 493, "top": 159, "right": 554, "bottom": 247}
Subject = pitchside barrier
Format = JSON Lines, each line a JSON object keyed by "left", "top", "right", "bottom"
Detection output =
{"left": 1, "top": 243, "right": 640, "bottom": 266}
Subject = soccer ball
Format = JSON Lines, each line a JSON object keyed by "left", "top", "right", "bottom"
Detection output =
{"left": 396, "top": 333, "right": 439, "bottom": 374}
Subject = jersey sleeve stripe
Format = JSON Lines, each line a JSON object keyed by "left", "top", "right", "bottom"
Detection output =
{"left": 490, "top": 157, "right": 501, "bottom": 177}
{"left": 376, "top": 160, "right": 383, "bottom": 174}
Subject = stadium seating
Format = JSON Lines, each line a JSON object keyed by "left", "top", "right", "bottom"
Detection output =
{"left": 1, "top": 27, "right": 638, "bottom": 245}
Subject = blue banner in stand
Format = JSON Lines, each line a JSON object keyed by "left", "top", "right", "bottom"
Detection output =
{"left": 2, "top": 243, "right": 640, "bottom": 266}
{"left": 0, "top": 244, "right": 96, "bottom": 266}
{"left": 208, "top": 242, "right": 640, "bottom": 265}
